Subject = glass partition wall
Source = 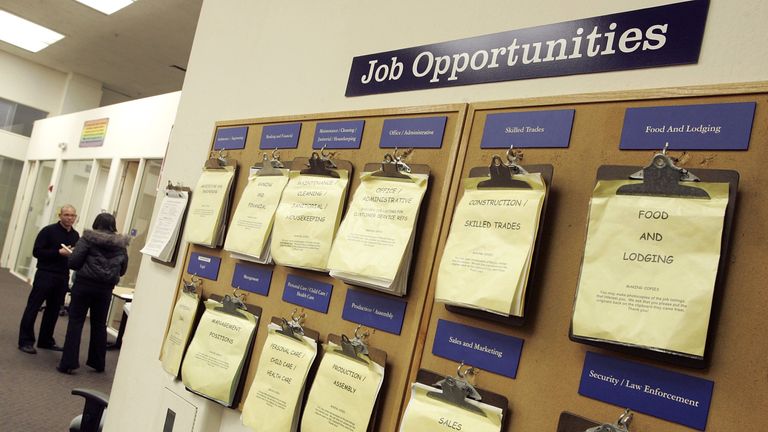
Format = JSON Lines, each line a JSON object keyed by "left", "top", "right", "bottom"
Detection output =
{"left": 10, "top": 158, "right": 161, "bottom": 284}
{"left": 49, "top": 160, "right": 93, "bottom": 227}
{"left": 0, "top": 156, "right": 23, "bottom": 253}
{"left": 13, "top": 160, "right": 55, "bottom": 279}
{"left": 120, "top": 159, "right": 161, "bottom": 287}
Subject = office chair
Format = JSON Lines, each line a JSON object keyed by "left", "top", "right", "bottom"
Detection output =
{"left": 69, "top": 388, "right": 109, "bottom": 432}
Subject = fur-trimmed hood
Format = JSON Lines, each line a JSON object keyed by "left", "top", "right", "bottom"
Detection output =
{"left": 81, "top": 229, "right": 130, "bottom": 249}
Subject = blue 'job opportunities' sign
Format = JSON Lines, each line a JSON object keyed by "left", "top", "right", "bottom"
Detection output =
{"left": 346, "top": 1, "right": 708, "bottom": 96}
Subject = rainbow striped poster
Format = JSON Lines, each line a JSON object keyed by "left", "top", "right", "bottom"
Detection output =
{"left": 79, "top": 118, "right": 109, "bottom": 147}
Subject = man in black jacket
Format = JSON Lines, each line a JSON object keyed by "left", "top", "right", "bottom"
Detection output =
{"left": 18, "top": 205, "right": 80, "bottom": 354}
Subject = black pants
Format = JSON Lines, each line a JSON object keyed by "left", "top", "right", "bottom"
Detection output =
{"left": 18, "top": 270, "right": 69, "bottom": 348}
{"left": 59, "top": 280, "right": 112, "bottom": 371}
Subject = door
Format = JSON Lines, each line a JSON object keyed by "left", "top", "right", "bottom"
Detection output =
{"left": 14, "top": 160, "right": 55, "bottom": 279}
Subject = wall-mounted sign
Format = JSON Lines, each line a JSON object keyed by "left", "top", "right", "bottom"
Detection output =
{"left": 346, "top": 0, "right": 708, "bottom": 96}
{"left": 214, "top": 126, "right": 248, "bottom": 150}
{"left": 260, "top": 123, "right": 301, "bottom": 149}
{"left": 481, "top": 109, "right": 575, "bottom": 148}
{"left": 579, "top": 351, "right": 714, "bottom": 430}
{"left": 619, "top": 102, "right": 755, "bottom": 150}
{"left": 313, "top": 120, "right": 365, "bottom": 149}
{"left": 432, "top": 319, "right": 523, "bottom": 379}
{"left": 187, "top": 253, "right": 221, "bottom": 281}
{"left": 232, "top": 262, "right": 273, "bottom": 296}
{"left": 79, "top": 118, "right": 109, "bottom": 147}
{"left": 379, "top": 116, "right": 446, "bottom": 148}
{"left": 342, "top": 288, "right": 407, "bottom": 335}
{"left": 282, "top": 274, "right": 333, "bottom": 313}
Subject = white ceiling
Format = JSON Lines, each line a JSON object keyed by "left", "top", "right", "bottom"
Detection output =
{"left": 0, "top": 0, "right": 203, "bottom": 105}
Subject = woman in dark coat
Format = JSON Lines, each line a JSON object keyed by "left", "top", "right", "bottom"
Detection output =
{"left": 58, "top": 213, "right": 129, "bottom": 374}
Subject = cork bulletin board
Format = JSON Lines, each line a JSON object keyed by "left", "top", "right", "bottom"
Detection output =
{"left": 415, "top": 83, "right": 768, "bottom": 431}
{"left": 170, "top": 104, "right": 467, "bottom": 432}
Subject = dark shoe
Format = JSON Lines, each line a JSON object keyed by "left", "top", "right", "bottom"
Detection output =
{"left": 38, "top": 344, "right": 63, "bottom": 352}
{"left": 106, "top": 342, "right": 121, "bottom": 351}
{"left": 18, "top": 345, "right": 37, "bottom": 354}
{"left": 56, "top": 365, "right": 75, "bottom": 375}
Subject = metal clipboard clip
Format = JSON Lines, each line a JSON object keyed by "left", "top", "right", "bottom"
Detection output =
{"left": 254, "top": 149, "right": 286, "bottom": 177}
{"left": 301, "top": 145, "right": 340, "bottom": 178}
{"left": 477, "top": 145, "right": 531, "bottom": 189}
{"left": 618, "top": 143, "right": 709, "bottom": 198}
{"left": 214, "top": 288, "right": 248, "bottom": 318}
{"left": 371, "top": 147, "right": 414, "bottom": 180}
{"left": 275, "top": 308, "right": 307, "bottom": 341}
{"left": 165, "top": 181, "right": 189, "bottom": 197}
{"left": 585, "top": 409, "right": 633, "bottom": 432}
{"left": 182, "top": 274, "right": 202, "bottom": 295}
{"left": 204, "top": 149, "right": 234, "bottom": 170}
{"left": 427, "top": 362, "right": 486, "bottom": 416}
{"left": 334, "top": 325, "right": 373, "bottom": 363}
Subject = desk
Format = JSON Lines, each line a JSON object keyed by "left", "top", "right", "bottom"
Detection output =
{"left": 107, "top": 286, "right": 134, "bottom": 349}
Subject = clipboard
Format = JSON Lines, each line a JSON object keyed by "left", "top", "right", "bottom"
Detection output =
{"left": 163, "top": 276, "right": 206, "bottom": 380}
{"left": 151, "top": 181, "right": 192, "bottom": 268}
{"left": 326, "top": 332, "right": 387, "bottom": 432}
{"left": 557, "top": 409, "right": 633, "bottom": 432}
{"left": 556, "top": 412, "right": 600, "bottom": 432}
{"left": 415, "top": 369, "right": 509, "bottom": 428}
{"left": 202, "top": 293, "right": 262, "bottom": 407}
{"left": 363, "top": 158, "right": 431, "bottom": 295}
{"left": 568, "top": 159, "right": 739, "bottom": 368}
{"left": 445, "top": 163, "right": 553, "bottom": 327}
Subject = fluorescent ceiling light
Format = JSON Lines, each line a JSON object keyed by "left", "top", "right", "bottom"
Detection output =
{"left": 74, "top": 0, "right": 137, "bottom": 15}
{"left": 0, "top": 10, "right": 64, "bottom": 53}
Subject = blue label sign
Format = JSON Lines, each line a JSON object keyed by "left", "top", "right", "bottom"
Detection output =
{"left": 260, "top": 123, "right": 302, "bottom": 149}
{"left": 231, "top": 263, "right": 273, "bottom": 296}
{"left": 380, "top": 116, "right": 446, "bottom": 148}
{"left": 579, "top": 351, "right": 714, "bottom": 430}
{"left": 342, "top": 289, "right": 407, "bottom": 335}
{"left": 346, "top": 1, "right": 708, "bottom": 96}
{"left": 620, "top": 102, "right": 755, "bottom": 150}
{"left": 282, "top": 274, "right": 333, "bottom": 313}
{"left": 187, "top": 253, "right": 221, "bottom": 281}
{"left": 313, "top": 120, "right": 365, "bottom": 149}
{"left": 433, "top": 319, "right": 523, "bottom": 379}
{"left": 214, "top": 126, "right": 248, "bottom": 150}
{"left": 481, "top": 110, "right": 575, "bottom": 148}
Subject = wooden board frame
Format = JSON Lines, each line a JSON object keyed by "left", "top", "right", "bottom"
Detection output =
{"left": 166, "top": 104, "right": 468, "bottom": 431}
{"left": 416, "top": 81, "right": 768, "bottom": 432}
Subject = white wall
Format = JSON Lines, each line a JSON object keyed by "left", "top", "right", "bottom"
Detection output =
{"left": 0, "top": 130, "right": 28, "bottom": 161}
{"left": 0, "top": 51, "right": 104, "bottom": 163}
{"left": 106, "top": 1, "right": 768, "bottom": 431}
{"left": 24, "top": 91, "right": 181, "bottom": 161}
{"left": 0, "top": 92, "right": 181, "bottom": 269}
